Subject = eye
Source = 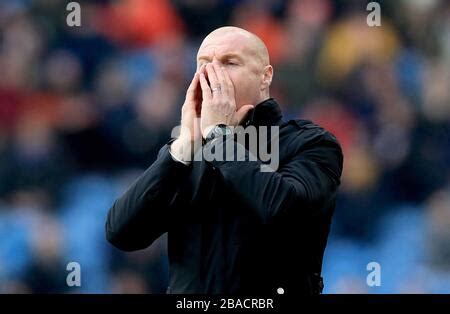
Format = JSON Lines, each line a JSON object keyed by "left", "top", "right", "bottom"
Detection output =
{"left": 226, "top": 61, "right": 238, "bottom": 66}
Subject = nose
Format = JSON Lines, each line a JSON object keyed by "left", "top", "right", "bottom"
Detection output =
{"left": 212, "top": 57, "right": 220, "bottom": 65}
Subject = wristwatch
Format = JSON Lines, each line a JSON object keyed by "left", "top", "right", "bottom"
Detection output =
{"left": 204, "top": 124, "right": 233, "bottom": 144}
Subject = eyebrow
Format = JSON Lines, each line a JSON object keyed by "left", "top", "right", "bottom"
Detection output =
{"left": 197, "top": 53, "right": 244, "bottom": 63}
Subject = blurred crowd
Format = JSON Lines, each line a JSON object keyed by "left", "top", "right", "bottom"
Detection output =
{"left": 0, "top": 0, "right": 449, "bottom": 293}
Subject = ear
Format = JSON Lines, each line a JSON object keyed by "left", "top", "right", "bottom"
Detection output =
{"left": 261, "top": 65, "right": 273, "bottom": 91}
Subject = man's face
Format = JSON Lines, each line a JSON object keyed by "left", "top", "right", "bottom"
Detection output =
{"left": 196, "top": 31, "right": 266, "bottom": 110}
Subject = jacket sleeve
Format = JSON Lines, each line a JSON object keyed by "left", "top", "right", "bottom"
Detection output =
{"left": 207, "top": 129, "right": 343, "bottom": 223}
{"left": 105, "top": 143, "right": 191, "bottom": 251}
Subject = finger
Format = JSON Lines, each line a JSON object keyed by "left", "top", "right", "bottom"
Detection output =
{"left": 193, "top": 73, "right": 203, "bottom": 116}
{"left": 186, "top": 72, "right": 200, "bottom": 99}
{"left": 213, "top": 61, "right": 227, "bottom": 95}
{"left": 235, "top": 104, "right": 254, "bottom": 124}
{"left": 222, "top": 66, "right": 235, "bottom": 98}
{"left": 196, "top": 63, "right": 206, "bottom": 74}
{"left": 198, "top": 63, "right": 207, "bottom": 77}
{"left": 183, "top": 73, "right": 200, "bottom": 114}
{"left": 196, "top": 64, "right": 206, "bottom": 88}
{"left": 206, "top": 63, "right": 219, "bottom": 92}
{"left": 199, "top": 73, "right": 212, "bottom": 102}
{"left": 188, "top": 63, "right": 207, "bottom": 96}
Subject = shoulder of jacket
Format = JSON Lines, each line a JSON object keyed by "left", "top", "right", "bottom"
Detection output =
{"left": 283, "top": 119, "right": 338, "bottom": 142}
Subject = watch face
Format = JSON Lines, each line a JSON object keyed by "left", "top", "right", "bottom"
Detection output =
{"left": 213, "top": 125, "right": 223, "bottom": 135}
{"left": 206, "top": 124, "right": 232, "bottom": 143}
{"left": 216, "top": 124, "right": 232, "bottom": 135}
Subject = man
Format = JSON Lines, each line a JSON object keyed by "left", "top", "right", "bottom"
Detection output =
{"left": 106, "top": 26, "right": 343, "bottom": 295}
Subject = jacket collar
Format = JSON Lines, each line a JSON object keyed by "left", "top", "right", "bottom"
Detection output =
{"left": 243, "top": 98, "right": 283, "bottom": 127}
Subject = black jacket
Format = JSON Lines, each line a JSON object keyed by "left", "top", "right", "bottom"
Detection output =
{"left": 105, "top": 98, "right": 343, "bottom": 295}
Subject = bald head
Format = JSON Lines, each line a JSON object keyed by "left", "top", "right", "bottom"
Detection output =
{"left": 196, "top": 26, "right": 273, "bottom": 108}
{"left": 199, "top": 26, "right": 270, "bottom": 67}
